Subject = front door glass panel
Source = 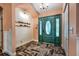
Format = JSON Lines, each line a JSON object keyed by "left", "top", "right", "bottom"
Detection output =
{"left": 40, "top": 21, "right": 42, "bottom": 35}
{"left": 56, "top": 18, "right": 59, "bottom": 37}
{"left": 45, "top": 21, "right": 51, "bottom": 35}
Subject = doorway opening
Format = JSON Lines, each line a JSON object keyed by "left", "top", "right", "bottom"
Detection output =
{"left": 0, "top": 6, "right": 3, "bottom": 51}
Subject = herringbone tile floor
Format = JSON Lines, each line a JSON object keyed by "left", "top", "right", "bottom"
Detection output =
{"left": 16, "top": 41, "right": 66, "bottom": 56}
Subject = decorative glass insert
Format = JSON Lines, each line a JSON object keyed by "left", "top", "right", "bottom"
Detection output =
{"left": 46, "top": 21, "right": 51, "bottom": 35}
{"left": 40, "top": 21, "right": 42, "bottom": 35}
{"left": 56, "top": 18, "right": 59, "bottom": 37}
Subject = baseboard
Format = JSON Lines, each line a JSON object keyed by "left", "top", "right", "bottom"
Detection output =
{"left": 16, "top": 40, "right": 33, "bottom": 48}
{"left": 32, "top": 39, "right": 38, "bottom": 42}
{"left": 2, "top": 49, "right": 16, "bottom": 56}
{"left": 16, "top": 39, "right": 38, "bottom": 48}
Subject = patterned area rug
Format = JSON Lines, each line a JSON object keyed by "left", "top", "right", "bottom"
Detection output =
{"left": 16, "top": 41, "right": 66, "bottom": 56}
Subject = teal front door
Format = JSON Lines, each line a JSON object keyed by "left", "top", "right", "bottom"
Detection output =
{"left": 42, "top": 16, "right": 55, "bottom": 44}
{"left": 38, "top": 15, "right": 61, "bottom": 46}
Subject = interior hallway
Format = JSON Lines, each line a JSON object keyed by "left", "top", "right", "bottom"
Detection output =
{"left": 0, "top": 3, "right": 79, "bottom": 56}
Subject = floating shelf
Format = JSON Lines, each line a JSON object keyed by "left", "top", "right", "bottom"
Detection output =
{"left": 16, "top": 21, "right": 31, "bottom": 27}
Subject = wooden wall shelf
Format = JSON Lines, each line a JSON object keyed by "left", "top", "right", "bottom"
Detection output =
{"left": 16, "top": 21, "right": 31, "bottom": 27}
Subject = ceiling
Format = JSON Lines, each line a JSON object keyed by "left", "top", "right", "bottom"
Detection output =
{"left": 31, "top": 3, "right": 63, "bottom": 14}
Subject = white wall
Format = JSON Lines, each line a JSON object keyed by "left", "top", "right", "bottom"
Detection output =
{"left": 16, "top": 25, "right": 33, "bottom": 47}
{"left": 76, "top": 37, "right": 79, "bottom": 56}
{"left": 63, "top": 4, "right": 69, "bottom": 55}
{"left": 16, "top": 8, "right": 33, "bottom": 47}
{"left": 3, "top": 29, "right": 13, "bottom": 55}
